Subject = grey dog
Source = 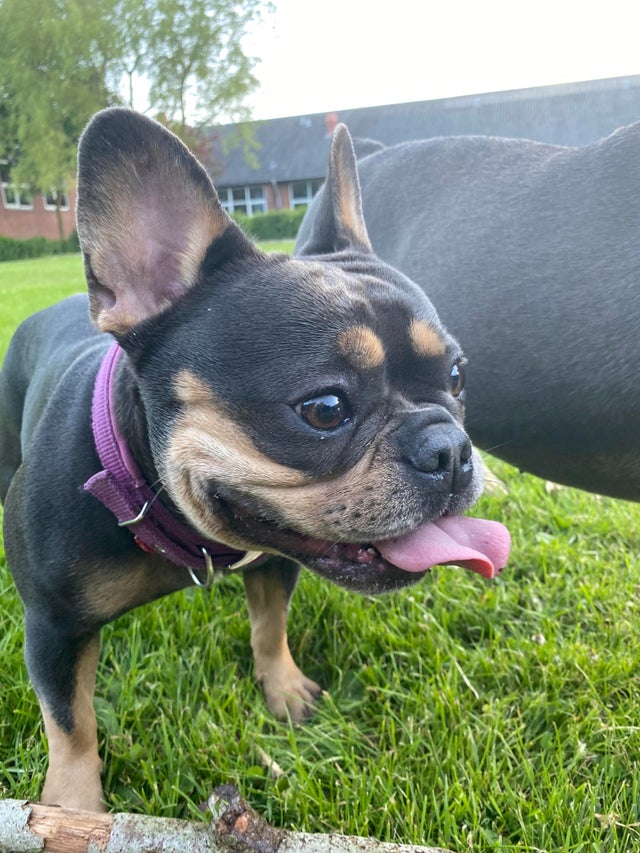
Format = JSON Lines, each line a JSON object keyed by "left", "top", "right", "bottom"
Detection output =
{"left": 297, "top": 123, "right": 640, "bottom": 501}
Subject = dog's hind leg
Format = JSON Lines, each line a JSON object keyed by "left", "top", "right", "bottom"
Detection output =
{"left": 25, "top": 621, "right": 104, "bottom": 812}
{"left": 243, "top": 558, "right": 323, "bottom": 722}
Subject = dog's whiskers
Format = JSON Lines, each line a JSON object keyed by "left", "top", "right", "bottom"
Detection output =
{"left": 479, "top": 440, "right": 514, "bottom": 456}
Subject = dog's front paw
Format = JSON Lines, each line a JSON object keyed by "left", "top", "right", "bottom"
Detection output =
{"left": 257, "top": 654, "right": 323, "bottom": 722}
{"left": 41, "top": 753, "right": 105, "bottom": 812}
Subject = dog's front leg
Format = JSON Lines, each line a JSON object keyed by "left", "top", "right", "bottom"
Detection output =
{"left": 24, "top": 618, "right": 104, "bottom": 812}
{"left": 243, "top": 559, "right": 322, "bottom": 721}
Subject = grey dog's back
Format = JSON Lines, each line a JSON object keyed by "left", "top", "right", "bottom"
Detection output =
{"left": 297, "top": 124, "right": 640, "bottom": 499}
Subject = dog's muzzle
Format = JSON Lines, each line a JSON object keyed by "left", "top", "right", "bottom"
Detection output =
{"left": 395, "top": 406, "right": 473, "bottom": 493}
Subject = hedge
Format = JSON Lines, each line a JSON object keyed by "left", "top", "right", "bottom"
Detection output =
{"left": 231, "top": 207, "right": 307, "bottom": 241}
{"left": 0, "top": 231, "right": 80, "bottom": 262}
{"left": 0, "top": 206, "right": 306, "bottom": 263}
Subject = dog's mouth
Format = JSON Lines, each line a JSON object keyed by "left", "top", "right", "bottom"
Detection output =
{"left": 278, "top": 515, "right": 510, "bottom": 594}
{"left": 213, "top": 493, "right": 510, "bottom": 595}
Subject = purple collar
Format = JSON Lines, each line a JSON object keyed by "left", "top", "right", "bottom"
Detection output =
{"left": 83, "top": 343, "right": 263, "bottom": 586}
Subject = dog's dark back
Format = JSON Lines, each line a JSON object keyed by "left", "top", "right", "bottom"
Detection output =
{"left": 298, "top": 124, "right": 640, "bottom": 500}
{"left": 0, "top": 295, "right": 106, "bottom": 503}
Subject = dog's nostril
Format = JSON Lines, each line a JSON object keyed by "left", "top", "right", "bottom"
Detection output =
{"left": 395, "top": 409, "right": 474, "bottom": 487}
{"left": 400, "top": 427, "right": 473, "bottom": 484}
{"left": 434, "top": 449, "right": 452, "bottom": 475}
{"left": 402, "top": 434, "right": 455, "bottom": 477}
{"left": 455, "top": 453, "right": 474, "bottom": 490}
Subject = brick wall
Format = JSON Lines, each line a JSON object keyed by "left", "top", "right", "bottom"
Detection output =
{"left": 0, "top": 188, "right": 76, "bottom": 240}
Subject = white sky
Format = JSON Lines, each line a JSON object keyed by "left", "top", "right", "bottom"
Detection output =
{"left": 241, "top": 0, "right": 639, "bottom": 120}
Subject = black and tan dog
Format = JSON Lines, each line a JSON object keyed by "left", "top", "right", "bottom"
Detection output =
{"left": 0, "top": 109, "right": 509, "bottom": 812}
{"left": 297, "top": 125, "right": 640, "bottom": 500}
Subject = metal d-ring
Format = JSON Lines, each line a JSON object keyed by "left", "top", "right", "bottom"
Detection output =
{"left": 118, "top": 501, "right": 151, "bottom": 528}
{"left": 186, "top": 548, "right": 218, "bottom": 589}
{"left": 187, "top": 549, "right": 264, "bottom": 589}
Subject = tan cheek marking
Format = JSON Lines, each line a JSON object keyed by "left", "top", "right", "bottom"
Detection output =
{"left": 167, "top": 371, "right": 310, "bottom": 545}
{"left": 337, "top": 325, "right": 385, "bottom": 369}
{"left": 174, "top": 369, "right": 223, "bottom": 406}
{"left": 171, "top": 372, "right": 410, "bottom": 545}
{"left": 409, "top": 319, "right": 447, "bottom": 358}
{"left": 172, "top": 371, "right": 307, "bottom": 489}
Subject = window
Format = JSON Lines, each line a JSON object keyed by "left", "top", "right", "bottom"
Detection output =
{"left": 1, "top": 182, "right": 34, "bottom": 210}
{"left": 290, "top": 179, "right": 323, "bottom": 209}
{"left": 219, "top": 184, "right": 266, "bottom": 216}
{"left": 44, "top": 189, "right": 70, "bottom": 211}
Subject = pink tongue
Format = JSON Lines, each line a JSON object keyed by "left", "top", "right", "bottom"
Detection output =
{"left": 376, "top": 515, "right": 511, "bottom": 579}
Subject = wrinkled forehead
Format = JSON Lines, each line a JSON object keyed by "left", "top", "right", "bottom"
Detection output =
{"left": 286, "top": 257, "right": 457, "bottom": 361}
{"left": 144, "top": 252, "right": 462, "bottom": 409}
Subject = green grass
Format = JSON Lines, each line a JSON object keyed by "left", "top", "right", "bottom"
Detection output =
{"left": 0, "top": 241, "right": 295, "bottom": 360}
{"left": 2, "top": 253, "right": 640, "bottom": 851}
{"left": 0, "top": 254, "right": 86, "bottom": 358}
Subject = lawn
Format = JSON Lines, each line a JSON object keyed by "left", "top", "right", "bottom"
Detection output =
{"left": 1, "top": 253, "right": 640, "bottom": 852}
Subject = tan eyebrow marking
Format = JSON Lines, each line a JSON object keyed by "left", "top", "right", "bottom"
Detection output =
{"left": 409, "top": 319, "right": 447, "bottom": 358}
{"left": 337, "top": 325, "right": 385, "bottom": 369}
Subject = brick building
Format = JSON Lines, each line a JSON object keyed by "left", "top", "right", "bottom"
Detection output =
{"left": 206, "top": 75, "right": 640, "bottom": 216}
{"left": 0, "top": 165, "right": 76, "bottom": 240}
{"left": 3, "top": 74, "right": 640, "bottom": 237}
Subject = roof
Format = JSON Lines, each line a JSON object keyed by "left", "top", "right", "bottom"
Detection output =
{"left": 207, "top": 75, "right": 640, "bottom": 187}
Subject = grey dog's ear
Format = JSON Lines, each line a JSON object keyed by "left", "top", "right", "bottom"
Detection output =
{"left": 296, "top": 123, "right": 373, "bottom": 257}
{"left": 76, "top": 108, "right": 259, "bottom": 336}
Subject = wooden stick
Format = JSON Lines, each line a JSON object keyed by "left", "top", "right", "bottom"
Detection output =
{"left": 0, "top": 800, "right": 210, "bottom": 852}
{"left": 0, "top": 788, "right": 454, "bottom": 853}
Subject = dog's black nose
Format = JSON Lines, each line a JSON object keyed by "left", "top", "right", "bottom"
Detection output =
{"left": 397, "top": 408, "right": 473, "bottom": 492}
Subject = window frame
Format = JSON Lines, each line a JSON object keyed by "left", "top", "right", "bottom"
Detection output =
{"left": 43, "top": 189, "right": 71, "bottom": 212}
{"left": 289, "top": 179, "right": 323, "bottom": 209}
{"left": 219, "top": 184, "right": 267, "bottom": 216}
{"left": 1, "top": 181, "right": 34, "bottom": 210}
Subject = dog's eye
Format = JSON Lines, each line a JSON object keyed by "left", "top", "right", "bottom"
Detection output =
{"left": 449, "top": 361, "right": 465, "bottom": 397}
{"left": 297, "top": 393, "right": 351, "bottom": 431}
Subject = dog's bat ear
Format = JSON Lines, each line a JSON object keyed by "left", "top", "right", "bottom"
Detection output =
{"left": 296, "top": 123, "right": 373, "bottom": 257}
{"left": 76, "top": 108, "right": 258, "bottom": 335}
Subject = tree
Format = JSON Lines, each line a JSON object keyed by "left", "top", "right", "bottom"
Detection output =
{"left": 0, "top": 0, "right": 119, "bottom": 237}
{"left": 138, "top": 0, "right": 266, "bottom": 133}
{"left": 0, "top": 0, "right": 269, "bottom": 238}
{"left": 109, "top": 0, "right": 155, "bottom": 111}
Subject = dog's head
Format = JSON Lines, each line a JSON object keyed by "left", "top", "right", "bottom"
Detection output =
{"left": 76, "top": 109, "right": 509, "bottom": 594}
